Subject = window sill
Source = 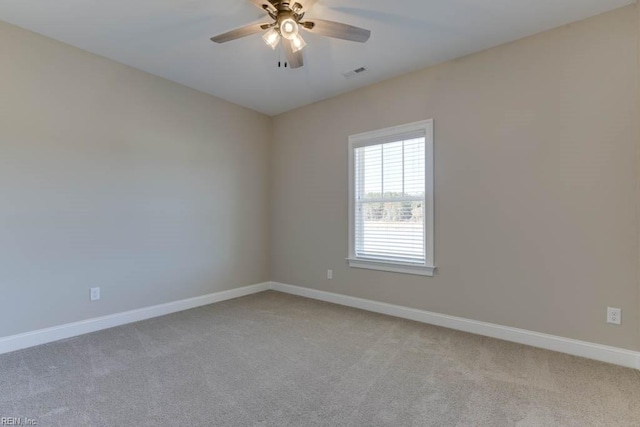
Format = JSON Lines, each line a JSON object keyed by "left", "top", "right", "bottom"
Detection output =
{"left": 346, "top": 258, "right": 436, "bottom": 277}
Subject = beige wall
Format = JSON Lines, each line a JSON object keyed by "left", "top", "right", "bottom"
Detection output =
{"left": 637, "top": 1, "right": 640, "bottom": 355}
{"left": 2, "top": 5, "right": 639, "bottom": 352}
{"left": 271, "top": 6, "right": 640, "bottom": 351}
{"left": 0, "top": 21, "right": 271, "bottom": 337}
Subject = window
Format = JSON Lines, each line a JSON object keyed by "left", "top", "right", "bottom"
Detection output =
{"left": 348, "top": 120, "right": 435, "bottom": 276}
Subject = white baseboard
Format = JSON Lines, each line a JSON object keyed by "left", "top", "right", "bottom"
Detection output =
{"left": 0, "top": 282, "right": 270, "bottom": 356}
{"left": 3, "top": 281, "right": 638, "bottom": 370}
{"left": 269, "top": 282, "right": 640, "bottom": 370}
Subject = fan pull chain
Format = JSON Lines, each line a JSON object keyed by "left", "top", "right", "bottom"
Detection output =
{"left": 277, "top": 45, "right": 288, "bottom": 68}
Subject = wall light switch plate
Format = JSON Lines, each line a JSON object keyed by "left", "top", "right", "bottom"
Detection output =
{"left": 327, "top": 270, "right": 333, "bottom": 280}
{"left": 90, "top": 287, "right": 100, "bottom": 301}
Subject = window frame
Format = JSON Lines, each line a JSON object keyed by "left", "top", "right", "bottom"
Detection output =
{"left": 347, "top": 119, "right": 435, "bottom": 277}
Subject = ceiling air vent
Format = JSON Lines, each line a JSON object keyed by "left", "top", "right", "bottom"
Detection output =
{"left": 343, "top": 67, "right": 368, "bottom": 79}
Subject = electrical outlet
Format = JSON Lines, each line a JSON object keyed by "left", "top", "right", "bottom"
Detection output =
{"left": 607, "top": 307, "right": 621, "bottom": 325}
{"left": 90, "top": 287, "right": 100, "bottom": 301}
{"left": 327, "top": 269, "right": 333, "bottom": 280}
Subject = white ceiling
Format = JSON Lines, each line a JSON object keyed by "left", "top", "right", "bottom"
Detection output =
{"left": 1, "top": 0, "right": 633, "bottom": 115}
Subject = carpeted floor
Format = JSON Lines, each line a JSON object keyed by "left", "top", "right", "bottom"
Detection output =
{"left": 0, "top": 291, "right": 639, "bottom": 426}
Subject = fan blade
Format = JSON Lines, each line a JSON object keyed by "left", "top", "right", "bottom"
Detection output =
{"left": 247, "top": 0, "right": 277, "bottom": 14}
{"left": 303, "top": 19, "right": 371, "bottom": 43}
{"left": 283, "top": 39, "right": 304, "bottom": 69}
{"left": 210, "top": 23, "right": 267, "bottom": 43}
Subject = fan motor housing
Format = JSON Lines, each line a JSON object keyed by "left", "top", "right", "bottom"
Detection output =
{"left": 275, "top": 1, "right": 292, "bottom": 12}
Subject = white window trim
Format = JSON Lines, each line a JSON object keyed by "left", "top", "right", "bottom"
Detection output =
{"left": 347, "top": 119, "right": 435, "bottom": 277}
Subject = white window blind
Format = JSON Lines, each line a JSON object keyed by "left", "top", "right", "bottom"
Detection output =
{"left": 354, "top": 133, "right": 426, "bottom": 264}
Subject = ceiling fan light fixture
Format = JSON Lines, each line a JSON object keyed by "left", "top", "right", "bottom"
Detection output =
{"left": 262, "top": 28, "right": 281, "bottom": 49}
{"left": 291, "top": 34, "right": 307, "bottom": 53}
{"left": 209, "top": 0, "right": 372, "bottom": 70}
{"left": 280, "top": 18, "right": 299, "bottom": 40}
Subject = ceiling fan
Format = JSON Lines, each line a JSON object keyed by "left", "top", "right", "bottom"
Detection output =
{"left": 210, "top": 0, "right": 371, "bottom": 69}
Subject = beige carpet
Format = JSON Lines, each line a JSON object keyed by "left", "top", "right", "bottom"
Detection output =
{"left": 0, "top": 290, "right": 639, "bottom": 426}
